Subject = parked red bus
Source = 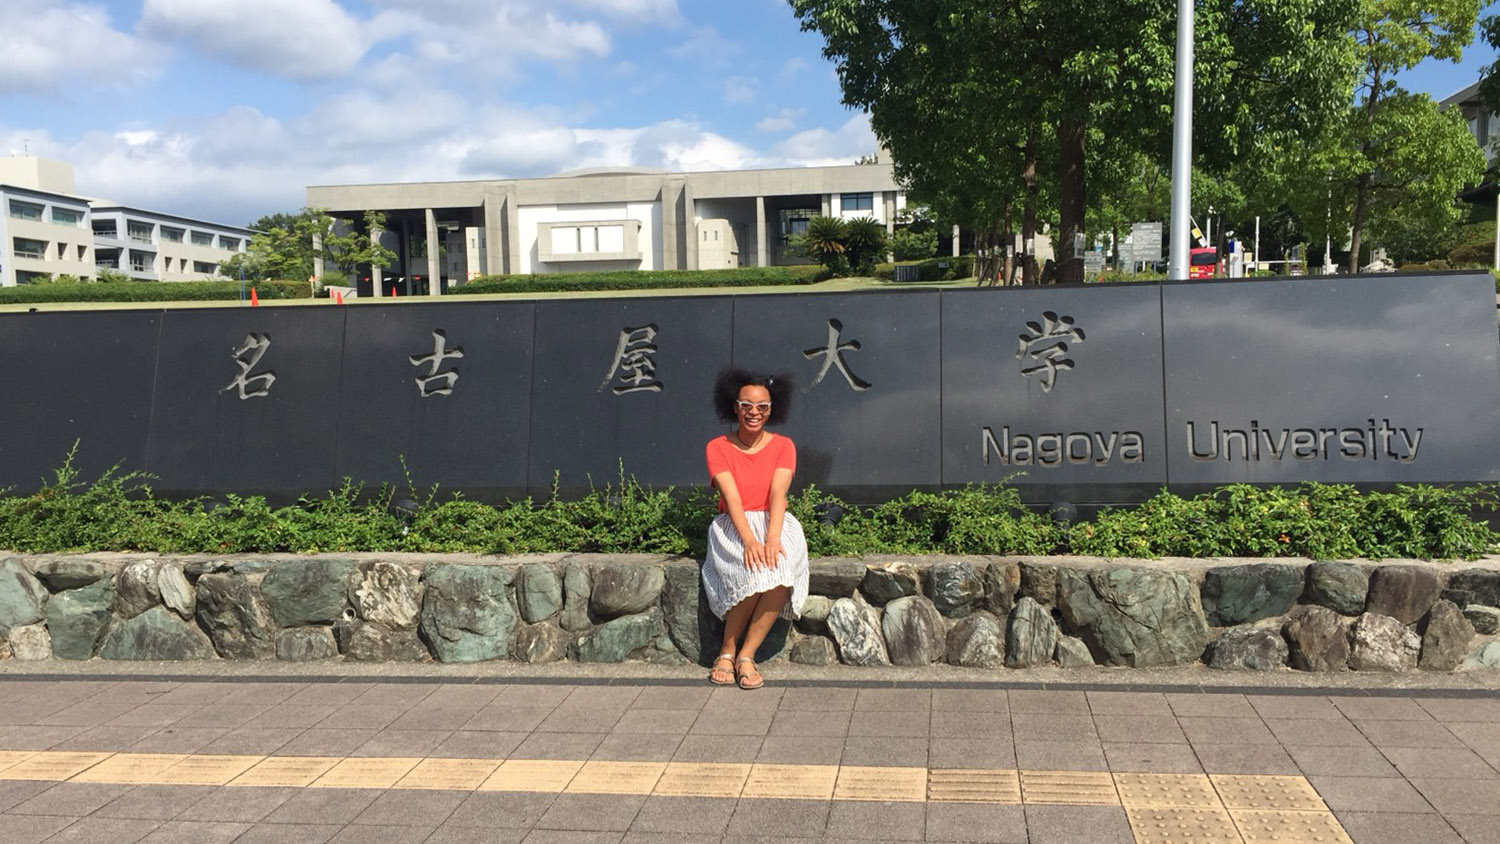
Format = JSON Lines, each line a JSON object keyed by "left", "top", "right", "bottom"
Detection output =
{"left": 1189, "top": 247, "right": 1218, "bottom": 279}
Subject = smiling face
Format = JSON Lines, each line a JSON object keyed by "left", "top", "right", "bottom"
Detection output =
{"left": 735, "top": 384, "right": 772, "bottom": 434}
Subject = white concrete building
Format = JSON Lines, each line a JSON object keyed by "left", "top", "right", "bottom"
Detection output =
{"left": 305, "top": 163, "right": 908, "bottom": 295}
{"left": 0, "top": 156, "right": 250, "bottom": 287}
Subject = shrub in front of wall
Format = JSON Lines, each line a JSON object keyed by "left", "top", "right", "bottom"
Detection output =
{"left": 0, "top": 279, "right": 309, "bottom": 304}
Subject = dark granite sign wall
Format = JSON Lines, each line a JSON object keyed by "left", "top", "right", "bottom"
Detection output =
{"left": 1, "top": 271, "right": 1496, "bottom": 506}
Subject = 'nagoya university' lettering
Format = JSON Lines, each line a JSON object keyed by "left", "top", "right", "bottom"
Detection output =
{"left": 1186, "top": 419, "right": 1423, "bottom": 463}
{"left": 982, "top": 427, "right": 1145, "bottom": 467}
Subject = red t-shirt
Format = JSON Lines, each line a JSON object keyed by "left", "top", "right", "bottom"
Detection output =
{"left": 705, "top": 434, "right": 796, "bottom": 513}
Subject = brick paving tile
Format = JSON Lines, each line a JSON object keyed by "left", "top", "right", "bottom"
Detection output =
{"left": 754, "top": 737, "right": 845, "bottom": 765}
{"left": 767, "top": 710, "right": 854, "bottom": 738}
{"left": 521, "top": 831, "right": 626, "bottom": 844}
{"left": 931, "top": 689, "right": 1008, "bottom": 713}
{"left": 8, "top": 782, "right": 130, "bottom": 816}
{"left": 610, "top": 710, "right": 699, "bottom": 736}
{"left": 124, "top": 727, "right": 230, "bottom": 754}
{"left": 689, "top": 709, "right": 774, "bottom": 737}
{"left": 619, "top": 834, "right": 718, "bottom": 844}
{"left": 839, "top": 737, "right": 927, "bottom": 767}
{"left": 282, "top": 685, "right": 373, "bottom": 706}
{"left": 924, "top": 801, "right": 1029, "bottom": 843}
{"left": 1087, "top": 691, "right": 1172, "bottom": 716}
{"left": 430, "top": 730, "right": 529, "bottom": 760}
{"left": 629, "top": 688, "right": 712, "bottom": 711}
{"left": 1191, "top": 743, "right": 1299, "bottom": 775}
{"left": 1092, "top": 715, "right": 1188, "bottom": 745}
{"left": 136, "top": 820, "right": 250, "bottom": 844}
{"left": 445, "top": 791, "right": 558, "bottom": 828}
{"left": 1445, "top": 813, "right": 1500, "bottom": 844}
{"left": 465, "top": 705, "right": 556, "bottom": 733}
{"left": 1286, "top": 744, "right": 1402, "bottom": 778}
{"left": 0, "top": 779, "right": 53, "bottom": 812}
{"left": 824, "top": 800, "right": 926, "bottom": 841}
{"left": 1023, "top": 804, "right": 1134, "bottom": 844}
{"left": 0, "top": 813, "right": 71, "bottom": 844}
{"left": 1178, "top": 717, "right": 1279, "bottom": 746}
{"left": 177, "top": 786, "right": 298, "bottom": 822}
{"left": 1013, "top": 714, "right": 1097, "bottom": 742}
{"left": 93, "top": 784, "right": 218, "bottom": 820}
{"left": 425, "top": 827, "right": 526, "bottom": 844}
{"left": 628, "top": 796, "right": 736, "bottom": 835}
{"left": 702, "top": 688, "right": 784, "bottom": 713}
{"left": 1409, "top": 778, "right": 1500, "bottom": 815}
{"left": 538, "top": 709, "right": 628, "bottom": 735}
{"left": 197, "top": 728, "right": 304, "bottom": 756}
{"left": 1167, "top": 694, "right": 1256, "bottom": 719}
{"left": 1014, "top": 740, "right": 1108, "bottom": 772}
{"left": 560, "top": 688, "right": 643, "bottom": 711}
{"left": 217, "top": 683, "right": 303, "bottom": 707}
{"left": 245, "top": 706, "right": 341, "bottom": 729}
{"left": 1353, "top": 719, "right": 1466, "bottom": 749}
{"left": 535, "top": 792, "right": 647, "bottom": 832}
{"left": 927, "top": 737, "right": 1016, "bottom": 770}
{"left": 352, "top": 729, "right": 454, "bottom": 758}
{"left": 37, "top": 702, "right": 142, "bottom": 727}
{"left": 1101, "top": 742, "right": 1203, "bottom": 774}
{"left": 492, "top": 686, "right": 573, "bottom": 708}
{"left": 1414, "top": 699, "right": 1500, "bottom": 723}
{"left": 1381, "top": 746, "right": 1499, "bottom": 779}
{"left": 512, "top": 732, "right": 607, "bottom": 761}
{"left": 590, "top": 732, "right": 685, "bottom": 762}
{"left": 718, "top": 836, "right": 820, "bottom": 844}
{"left": 352, "top": 788, "right": 468, "bottom": 827}
{"left": 326, "top": 823, "right": 436, "bottom": 844}
{"left": 853, "top": 690, "right": 932, "bottom": 712}
{"left": 1306, "top": 774, "right": 1436, "bottom": 813}
{"left": 232, "top": 822, "right": 342, "bottom": 844}
{"left": 847, "top": 715, "right": 928, "bottom": 739}
{"left": 1254, "top": 692, "right": 1343, "bottom": 717}
{"left": 774, "top": 688, "right": 856, "bottom": 712}
{"left": 1332, "top": 698, "right": 1436, "bottom": 722}
{"left": 671, "top": 735, "right": 763, "bottom": 764}
{"left": 104, "top": 705, "right": 201, "bottom": 728}
{"left": 276, "top": 729, "right": 379, "bottom": 757}
{"left": 1334, "top": 811, "right": 1465, "bottom": 844}
{"left": 51, "top": 725, "right": 162, "bottom": 752}
{"left": 354, "top": 685, "right": 438, "bottom": 707}
{"left": 1265, "top": 717, "right": 1375, "bottom": 747}
{"left": 209, "top": 706, "right": 276, "bottom": 729}
{"left": 262, "top": 787, "right": 383, "bottom": 825}
{"left": 316, "top": 705, "right": 413, "bottom": 732}
{"left": 46, "top": 816, "right": 161, "bottom": 844}
{"left": 1444, "top": 722, "right": 1500, "bottom": 756}
{"left": 387, "top": 706, "right": 487, "bottom": 732}
{"left": 929, "top": 711, "right": 1010, "bottom": 740}
{"left": 723, "top": 798, "right": 831, "bottom": 839}
{"left": 0, "top": 726, "right": 88, "bottom": 751}
{"left": 1008, "top": 691, "right": 1089, "bottom": 715}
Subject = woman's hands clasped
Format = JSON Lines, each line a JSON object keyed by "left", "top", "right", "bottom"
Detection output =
{"left": 742, "top": 537, "right": 785, "bottom": 571}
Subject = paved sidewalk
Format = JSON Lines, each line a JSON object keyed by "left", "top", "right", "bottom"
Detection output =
{"left": 0, "top": 671, "right": 1496, "bottom": 844}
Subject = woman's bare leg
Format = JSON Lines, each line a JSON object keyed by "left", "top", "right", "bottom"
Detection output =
{"left": 719, "top": 595, "right": 757, "bottom": 660}
{"left": 736, "top": 585, "right": 790, "bottom": 664}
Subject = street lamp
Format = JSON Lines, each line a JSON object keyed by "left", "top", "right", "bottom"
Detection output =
{"left": 1167, "top": 0, "right": 1194, "bottom": 280}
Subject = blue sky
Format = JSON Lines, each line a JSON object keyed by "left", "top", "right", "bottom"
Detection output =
{"left": 1, "top": 0, "right": 1493, "bottom": 227}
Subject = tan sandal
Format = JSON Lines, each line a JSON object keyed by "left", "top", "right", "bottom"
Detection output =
{"left": 735, "top": 657, "right": 764, "bottom": 690}
{"left": 709, "top": 653, "right": 736, "bottom": 686}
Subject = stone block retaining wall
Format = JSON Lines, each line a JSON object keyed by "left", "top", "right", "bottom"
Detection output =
{"left": 2, "top": 554, "right": 1498, "bottom": 672}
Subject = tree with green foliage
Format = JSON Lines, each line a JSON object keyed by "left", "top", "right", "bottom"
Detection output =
{"left": 798, "top": 215, "right": 850, "bottom": 275}
{"left": 221, "top": 208, "right": 397, "bottom": 286}
{"left": 843, "top": 216, "right": 889, "bottom": 275}
{"left": 791, "top": 0, "right": 1357, "bottom": 283}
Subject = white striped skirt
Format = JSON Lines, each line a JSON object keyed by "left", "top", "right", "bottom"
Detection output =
{"left": 702, "top": 510, "right": 810, "bottom": 620}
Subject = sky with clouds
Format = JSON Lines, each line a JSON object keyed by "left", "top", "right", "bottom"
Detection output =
{"left": 1, "top": 0, "right": 1492, "bottom": 227}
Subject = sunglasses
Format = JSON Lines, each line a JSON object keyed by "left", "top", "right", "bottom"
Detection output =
{"left": 735, "top": 400, "right": 772, "bottom": 413}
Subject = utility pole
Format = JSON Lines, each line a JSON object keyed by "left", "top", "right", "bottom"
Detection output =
{"left": 1167, "top": 0, "right": 1194, "bottom": 280}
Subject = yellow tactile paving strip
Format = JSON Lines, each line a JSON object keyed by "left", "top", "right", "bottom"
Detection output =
{"left": 0, "top": 752, "right": 1352, "bottom": 843}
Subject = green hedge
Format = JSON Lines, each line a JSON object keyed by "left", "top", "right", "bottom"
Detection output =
{"left": 874, "top": 255, "right": 975, "bottom": 281}
{"left": 452, "top": 267, "right": 826, "bottom": 295}
{"left": 0, "top": 279, "right": 310, "bottom": 305}
{"left": 3, "top": 450, "right": 1493, "bottom": 560}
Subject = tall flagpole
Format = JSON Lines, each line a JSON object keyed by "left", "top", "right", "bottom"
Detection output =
{"left": 1167, "top": 0, "right": 1194, "bottom": 280}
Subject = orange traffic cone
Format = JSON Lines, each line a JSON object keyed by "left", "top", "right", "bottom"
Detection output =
{"left": 334, "top": 290, "right": 344, "bottom": 305}
{"left": 250, "top": 287, "right": 259, "bottom": 307}
{"left": 391, "top": 285, "right": 398, "bottom": 298}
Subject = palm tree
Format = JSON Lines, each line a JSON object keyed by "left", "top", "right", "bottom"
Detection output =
{"left": 843, "top": 216, "right": 888, "bottom": 274}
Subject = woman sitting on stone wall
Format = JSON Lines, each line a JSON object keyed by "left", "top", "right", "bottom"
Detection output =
{"left": 702, "top": 368, "right": 810, "bottom": 690}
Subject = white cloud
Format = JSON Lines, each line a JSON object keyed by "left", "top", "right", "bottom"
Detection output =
{"left": 139, "top": 0, "right": 371, "bottom": 81}
{"left": 567, "top": 0, "right": 681, "bottom": 23}
{"left": 724, "top": 76, "right": 757, "bottom": 105}
{"left": 769, "top": 113, "right": 877, "bottom": 166}
{"left": 669, "top": 25, "right": 739, "bottom": 63}
{"left": 777, "top": 56, "right": 810, "bottom": 81}
{"left": 755, "top": 107, "right": 805, "bottom": 133}
{"left": 0, "top": 0, "right": 159, "bottom": 94}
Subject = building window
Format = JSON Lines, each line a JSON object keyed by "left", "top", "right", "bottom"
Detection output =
{"left": 127, "top": 222, "right": 153, "bottom": 243}
{"left": 16, "top": 271, "right": 45, "bottom": 285}
{"left": 841, "top": 193, "right": 874, "bottom": 212}
{"left": 9, "top": 201, "right": 43, "bottom": 220}
{"left": 129, "top": 250, "right": 152, "bottom": 272}
{"left": 218, "top": 235, "right": 240, "bottom": 251}
{"left": 51, "top": 207, "right": 83, "bottom": 226}
{"left": 190, "top": 231, "right": 213, "bottom": 245}
{"left": 92, "top": 220, "right": 117, "bottom": 237}
{"left": 161, "top": 227, "right": 184, "bottom": 243}
{"left": 193, "top": 261, "right": 217, "bottom": 274}
{"left": 12, "top": 238, "right": 45, "bottom": 259}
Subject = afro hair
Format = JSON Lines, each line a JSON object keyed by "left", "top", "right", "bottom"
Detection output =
{"left": 712, "top": 367, "right": 793, "bottom": 425}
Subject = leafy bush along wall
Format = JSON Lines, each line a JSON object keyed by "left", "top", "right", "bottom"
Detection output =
{"left": 2, "top": 555, "right": 1498, "bottom": 672}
